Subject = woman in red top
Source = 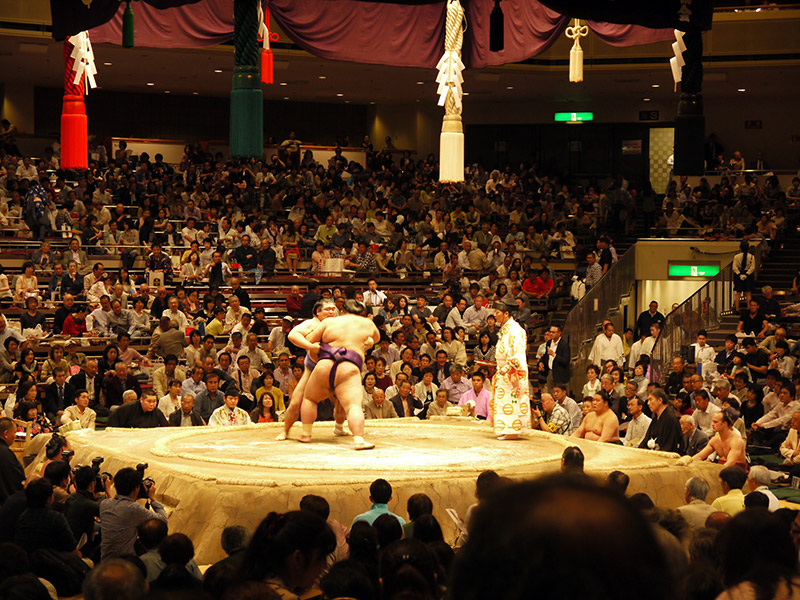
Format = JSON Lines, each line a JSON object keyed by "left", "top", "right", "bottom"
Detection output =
{"left": 62, "top": 304, "right": 89, "bottom": 337}
{"left": 250, "top": 391, "right": 278, "bottom": 423}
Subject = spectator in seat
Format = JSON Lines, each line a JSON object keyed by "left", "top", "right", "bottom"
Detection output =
{"left": 61, "top": 389, "right": 96, "bottom": 430}
{"left": 365, "top": 388, "right": 398, "bottom": 419}
{"left": 680, "top": 415, "right": 708, "bottom": 457}
{"left": 677, "top": 476, "right": 715, "bottom": 530}
{"left": 639, "top": 388, "right": 684, "bottom": 453}
{"left": 169, "top": 394, "right": 205, "bottom": 427}
{"left": 103, "top": 362, "right": 142, "bottom": 409}
{"left": 711, "top": 466, "right": 747, "bottom": 517}
{"left": 752, "top": 380, "right": 799, "bottom": 450}
{"left": 43, "top": 366, "right": 76, "bottom": 422}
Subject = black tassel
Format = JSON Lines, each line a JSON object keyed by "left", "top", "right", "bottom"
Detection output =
{"left": 490, "top": 0, "right": 504, "bottom": 52}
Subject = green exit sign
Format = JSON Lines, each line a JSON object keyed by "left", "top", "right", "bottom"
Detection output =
{"left": 554, "top": 112, "right": 594, "bottom": 122}
{"left": 668, "top": 264, "right": 720, "bottom": 278}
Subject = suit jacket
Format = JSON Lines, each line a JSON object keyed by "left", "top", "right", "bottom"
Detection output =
{"left": 62, "top": 249, "right": 89, "bottom": 272}
{"left": 70, "top": 371, "right": 102, "bottom": 408}
{"left": 152, "top": 366, "right": 186, "bottom": 399}
{"left": 168, "top": 410, "right": 205, "bottom": 427}
{"left": 0, "top": 443, "right": 25, "bottom": 504}
{"left": 103, "top": 374, "right": 142, "bottom": 407}
{"left": 43, "top": 381, "right": 77, "bottom": 416}
{"left": 388, "top": 393, "right": 423, "bottom": 418}
{"left": 152, "top": 328, "right": 188, "bottom": 359}
{"left": 684, "top": 428, "right": 709, "bottom": 457}
{"left": 539, "top": 337, "right": 571, "bottom": 385}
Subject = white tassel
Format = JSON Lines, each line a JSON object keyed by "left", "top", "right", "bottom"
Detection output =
{"left": 70, "top": 31, "right": 98, "bottom": 93}
{"left": 437, "top": 0, "right": 466, "bottom": 184}
{"left": 670, "top": 29, "right": 686, "bottom": 91}
{"left": 565, "top": 19, "right": 588, "bottom": 83}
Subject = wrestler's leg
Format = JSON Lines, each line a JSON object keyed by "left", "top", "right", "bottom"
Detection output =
{"left": 334, "top": 367, "right": 373, "bottom": 450}
{"left": 277, "top": 368, "right": 311, "bottom": 440}
{"left": 299, "top": 396, "right": 319, "bottom": 443}
{"left": 333, "top": 396, "right": 350, "bottom": 436}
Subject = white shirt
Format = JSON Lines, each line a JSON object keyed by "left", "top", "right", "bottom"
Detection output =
{"left": 158, "top": 394, "right": 181, "bottom": 419}
{"left": 547, "top": 338, "right": 560, "bottom": 370}
{"left": 692, "top": 343, "right": 716, "bottom": 365}
{"left": 363, "top": 289, "right": 387, "bottom": 307}
{"left": 623, "top": 412, "right": 652, "bottom": 447}
{"left": 693, "top": 402, "right": 721, "bottom": 437}
{"left": 164, "top": 308, "right": 189, "bottom": 331}
{"left": 462, "top": 305, "right": 489, "bottom": 329}
{"left": 588, "top": 333, "right": 624, "bottom": 367}
{"left": 752, "top": 485, "right": 780, "bottom": 512}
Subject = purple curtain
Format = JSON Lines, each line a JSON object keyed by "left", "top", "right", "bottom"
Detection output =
{"left": 89, "top": 0, "right": 673, "bottom": 67}
{"left": 90, "top": 0, "right": 236, "bottom": 48}
{"left": 587, "top": 22, "right": 675, "bottom": 47}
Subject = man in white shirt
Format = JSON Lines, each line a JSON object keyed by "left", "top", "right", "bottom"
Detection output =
{"left": 752, "top": 382, "right": 800, "bottom": 450}
{"left": 363, "top": 278, "right": 387, "bottom": 308}
{"left": 747, "top": 465, "right": 780, "bottom": 511}
{"left": 462, "top": 294, "right": 489, "bottom": 337}
{"left": 692, "top": 329, "right": 716, "bottom": 368}
{"left": 588, "top": 321, "right": 624, "bottom": 367}
{"left": 446, "top": 297, "right": 468, "bottom": 330}
{"left": 692, "top": 394, "right": 721, "bottom": 438}
{"left": 225, "top": 295, "right": 250, "bottom": 329}
{"left": 237, "top": 333, "right": 270, "bottom": 371}
{"left": 457, "top": 240, "right": 472, "bottom": 271}
{"left": 15, "top": 157, "right": 37, "bottom": 181}
{"left": 623, "top": 396, "right": 651, "bottom": 447}
{"left": 268, "top": 317, "right": 293, "bottom": 355}
{"left": 272, "top": 352, "right": 293, "bottom": 396}
{"left": 60, "top": 390, "right": 96, "bottom": 430}
{"left": 552, "top": 383, "right": 581, "bottom": 435}
{"left": 164, "top": 296, "right": 189, "bottom": 332}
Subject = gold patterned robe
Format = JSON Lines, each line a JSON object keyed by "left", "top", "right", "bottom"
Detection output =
{"left": 491, "top": 317, "right": 530, "bottom": 434}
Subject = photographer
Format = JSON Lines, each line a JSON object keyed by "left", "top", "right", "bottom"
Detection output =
{"left": 532, "top": 393, "right": 571, "bottom": 436}
{"left": 100, "top": 467, "right": 167, "bottom": 560}
{"left": 65, "top": 464, "right": 114, "bottom": 557}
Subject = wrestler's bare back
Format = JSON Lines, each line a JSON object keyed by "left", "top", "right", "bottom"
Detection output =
{"left": 303, "top": 315, "right": 380, "bottom": 404}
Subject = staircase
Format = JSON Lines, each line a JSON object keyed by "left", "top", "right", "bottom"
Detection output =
{"left": 755, "top": 236, "right": 800, "bottom": 292}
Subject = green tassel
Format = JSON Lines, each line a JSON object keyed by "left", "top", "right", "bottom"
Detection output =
{"left": 122, "top": 0, "right": 134, "bottom": 48}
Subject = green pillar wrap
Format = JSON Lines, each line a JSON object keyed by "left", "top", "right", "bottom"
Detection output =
{"left": 230, "top": 0, "right": 263, "bottom": 159}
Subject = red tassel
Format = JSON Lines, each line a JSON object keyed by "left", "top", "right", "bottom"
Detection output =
{"left": 261, "top": 48, "right": 273, "bottom": 84}
{"left": 62, "top": 39, "right": 88, "bottom": 169}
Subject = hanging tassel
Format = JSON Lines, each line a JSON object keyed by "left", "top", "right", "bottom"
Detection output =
{"left": 565, "top": 19, "right": 588, "bottom": 83}
{"left": 670, "top": 30, "right": 687, "bottom": 91}
{"left": 257, "top": 1, "right": 277, "bottom": 84}
{"left": 122, "top": 0, "right": 135, "bottom": 48}
{"left": 490, "top": 0, "right": 504, "bottom": 52}
{"left": 438, "top": 0, "right": 466, "bottom": 183}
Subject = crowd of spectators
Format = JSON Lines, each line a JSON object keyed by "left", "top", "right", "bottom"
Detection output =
{"left": 0, "top": 136, "right": 799, "bottom": 598}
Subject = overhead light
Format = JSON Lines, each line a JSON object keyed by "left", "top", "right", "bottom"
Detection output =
{"left": 146, "top": 82, "right": 155, "bottom": 86}
{"left": 416, "top": 81, "right": 424, "bottom": 85}
{"left": 463, "top": 92, "right": 469, "bottom": 96}
{"left": 279, "top": 82, "right": 287, "bottom": 86}
{"left": 738, "top": 88, "right": 746, "bottom": 92}
{"left": 651, "top": 84, "right": 660, "bottom": 88}
{"left": 416, "top": 99, "right": 420, "bottom": 103}
{"left": 345, "top": 100, "right": 350, "bottom": 103}
{"left": 318, "top": 75, "right": 326, "bottom": 80}
{"left": 164, "top": 90, "right": 170, "bottom": 94}
{"left": 192, "top": 92, "right": 199, "bottom": 95}
{"left": 336, "top": 93, "right": 343, "bottom": 97}
{"left": 369, "top": 101, "right": 376, "bottom": 104}
{"left": 103, "top": 62, "right": 112, "bottom": 66}
{"left": 506, "top": 86, "right": 514, "bottom": 90}
{"left": 643, "top": 98, "right": 651, "bottom": 102}
{"left": 283, "top": 97, "right": 289, "bottom": 100}
{"left": 213, "top": 69, "right": 223, "bottom": 73}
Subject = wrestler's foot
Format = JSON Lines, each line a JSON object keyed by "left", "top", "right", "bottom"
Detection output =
{"left": 275, "top": 431, "right": 288, "bottom": 441}
{"left": 497, "top": 433, "right": 520, "bottom": 440}
{"left": 353, "top": 440, "right": 375, "bottom": 451}
{"left": 299, "top": 435, "right": 312, "bottom": 443}
{"left": 333, "top": 424, "right": 352, "bottom": 436}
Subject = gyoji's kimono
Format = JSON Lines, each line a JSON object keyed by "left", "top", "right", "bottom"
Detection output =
{"left": 491, "top": 317, "right": 530, "bottom": 435}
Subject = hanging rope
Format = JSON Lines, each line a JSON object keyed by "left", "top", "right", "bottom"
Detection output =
{"left": 565, "top": 18, "right": 588, "bottom": 83}
{"left": 436, "top": 0, "right": 466, "bottom": 115}
{"left": 64, "top": 38, "right": 85, "bottom": 97}
{"left": 234, "top": 0, "right": 260, "bottom": 68}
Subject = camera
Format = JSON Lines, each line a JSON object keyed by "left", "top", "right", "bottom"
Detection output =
{"left": 531, "top": 400, "right": 544, "bottom": 413}
{"left": 61, "top": 449, "right": 75, "bottom": 463}
{"left": 136, "top": 462, "right": 155, "bottom": 499}
{"left": 90, "top": 456, "right": 112, "bottom": 490}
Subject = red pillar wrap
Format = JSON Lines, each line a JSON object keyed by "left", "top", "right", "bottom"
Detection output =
{"left": 61, "top": 38, "right": 88, "bottom": 170}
